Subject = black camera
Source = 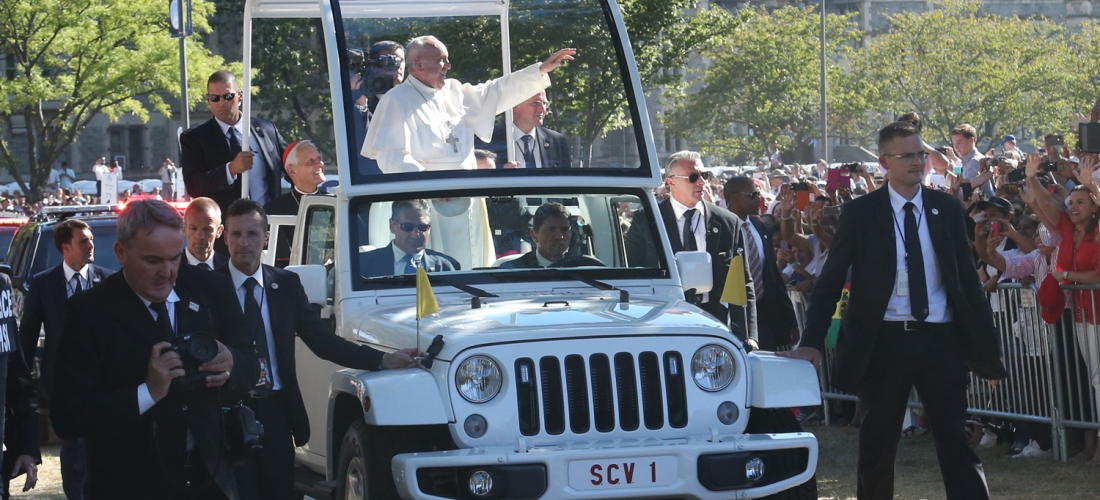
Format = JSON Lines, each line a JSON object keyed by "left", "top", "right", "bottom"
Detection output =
{"left": 164, "top": 332, "right": 219, "bottom": 393}
{"left": 347, "top": 49, "right": 403, "bottom": 99}
{"left": 1040, "top": 159, "right": 1062, "bottom": 174}
{"left": 841, "top": 162, "right": 862, "bottom": 172}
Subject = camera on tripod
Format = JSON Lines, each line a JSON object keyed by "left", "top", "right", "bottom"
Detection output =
{"left": 347, "top": 48, "right": 403, "bottom": 98}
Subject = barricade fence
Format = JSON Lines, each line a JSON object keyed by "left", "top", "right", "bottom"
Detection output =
{"left": 787, "top": 283, "right": 1100, "bottom": 462}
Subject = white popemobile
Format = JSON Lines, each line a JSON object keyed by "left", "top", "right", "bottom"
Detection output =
{"left": 244, "top": 0, "right": 821, "bottom": 498}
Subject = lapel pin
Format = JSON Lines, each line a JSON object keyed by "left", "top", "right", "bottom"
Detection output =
{"left": 271, "top": 282, "right": 279, "bottom": 290}
{"left": 711, "top": 227, "right": 719, "bottom": 234}
{"left": 189, "top": 302, "right": 200, "bottom": 312}
{"left": 92, "top": 277, "right": 100, "bottom": 283}
{"left": 543, "top": 141, "right": 550, "bottom": 148}
{"left": 931, "top": 208, "right": 939, "bottom": 215}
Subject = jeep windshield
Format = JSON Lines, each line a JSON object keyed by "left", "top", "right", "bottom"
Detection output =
{"left": 351, "top": 188, "right": 667, "bottom": 290}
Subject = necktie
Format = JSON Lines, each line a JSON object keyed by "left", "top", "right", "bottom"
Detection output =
{"left": 403, "top": 254, "right": 418, "bottom": 275}
{"left": 243, "top": 278, "right": 273, "bottom": 395}
{"left": 682, "top": 209, "right": 699, "bottom": 251}
{"left": 742, "top": 221, "right": 764, "bottom": 297}
{"left": 197, "top": 262, "right": 212, "bottom": 271}
{"left": 228, "top": 128, "right": 241, "bottom": 156}
{"left": 903, "top": 202, "right": 929, "bottom": 321}
{"left": 149, "top": 301, "right": 173, "bottom": 341}
{"left": 74, "top": 275, "right": 83, "bottom": 293}
{"left": 520, "top": 135, "right": 537, "bottom": 168}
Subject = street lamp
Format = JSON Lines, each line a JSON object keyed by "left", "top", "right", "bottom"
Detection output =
{"left": 820, "top": 0, "right": 827, "bottom": 164}
{"left": 169, "top": 0, "right": 193, "bottom": 130}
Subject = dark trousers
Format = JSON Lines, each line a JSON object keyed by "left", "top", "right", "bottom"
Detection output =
{"left": 234, "top": 391, "right": 296, "bottom": 500}
{"left": 60, "top": 438, "right": 88, "bottom": 500}
{"left": 856, "top": 322, "right": 990, "bottom": 500}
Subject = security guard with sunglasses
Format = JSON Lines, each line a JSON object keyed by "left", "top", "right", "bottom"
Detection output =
{"left": 360, "top": 198, "right": 460, "bottom": 278}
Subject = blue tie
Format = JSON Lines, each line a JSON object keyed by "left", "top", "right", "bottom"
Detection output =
{"left": 404, "top": 254, "right": 418, "bottom": 275}
{"left": 228, "top": 128, "right": 241, "bottom": 155}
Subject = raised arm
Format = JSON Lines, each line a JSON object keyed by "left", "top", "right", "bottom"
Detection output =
{"left": 777, "top": 185, "right": 812, "bottom": 256}
{"left": 1024, "top": 152, "right": 1065, "bottom": 232}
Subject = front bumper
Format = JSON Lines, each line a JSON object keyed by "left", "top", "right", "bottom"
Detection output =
{"left": 392, "top": 431, "right": 817, "bottom": 500}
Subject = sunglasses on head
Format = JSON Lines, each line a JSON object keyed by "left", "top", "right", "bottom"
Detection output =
{"left": 395, "top": 221, "right": 431, "bottom": 233}
{"left": 669, "top": 171, "right": 712, "bottom": 183}
{"left": 206, "top": 92, "right": 239, "bottom": 103}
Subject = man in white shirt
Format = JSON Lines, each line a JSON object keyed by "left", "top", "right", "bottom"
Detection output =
{"left": 362, "top": 36, "right": 575, "bottom": 173}
{"left": 482, "top": 91, "right": 572, "bottom": 169}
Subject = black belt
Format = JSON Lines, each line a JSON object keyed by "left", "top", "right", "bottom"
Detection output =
{"left": 882, "top": 320, "right": 951, "bottom": 332}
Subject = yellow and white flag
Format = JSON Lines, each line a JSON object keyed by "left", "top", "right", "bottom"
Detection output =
{"left": 416, "top": 266, "right": 439, "bottom": 319}
{"left": 721, "top": 255, "right": 748, "bottom": 306}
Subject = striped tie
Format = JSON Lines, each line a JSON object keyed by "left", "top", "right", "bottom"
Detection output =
{"left": 742, "top": 221, "right": 764, "bottom": 297}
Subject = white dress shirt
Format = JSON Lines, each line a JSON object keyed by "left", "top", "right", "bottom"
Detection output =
{"left": 669, "top": 197, "right": 706, "bottom": 252}
{"left": 136, "top": 289, "right": 180, "bottom": 415}
{"left": 884, "top": 185, "right": 952, "bottom": 323}
{"left": 513, "top": 124, "right": 542, "bottom": 169}
{"left": 228, "top": 264, "right": 281, "bottom": 390}
{"left": 391, "top": 245, "right": 426, "bottom": 276}
{"left": 62, "top": 262, "right": 89, "bottom": 298}
{"left": 185, "top": 249, "right": 217, "bottom": 269}
{"left": 216, "top": 118, "right": 270, "bottom": 205}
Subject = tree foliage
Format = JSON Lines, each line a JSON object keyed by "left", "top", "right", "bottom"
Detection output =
{"left": 662, "top": 6, "right": 861, "bottom": 164}
{"left": 854, "top": 0, "right": 1078, "bottom": 149}
{"left": 0, "top": 0, "right": 235, "bottom": 200}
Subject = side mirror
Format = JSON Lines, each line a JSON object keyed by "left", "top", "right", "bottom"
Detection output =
{"left": 675, "top": 251, "right": 712, "bottom": 294}
{"left": 0, "top": 264, "right": 12, "bottom": 278}
{"left": 285, "top": 264, "right": 328, "bottom": 307}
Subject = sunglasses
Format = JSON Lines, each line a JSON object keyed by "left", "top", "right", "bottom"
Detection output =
{"left": 206, "top": 92, "right": 239, "bottom": 103}
{"left": 738, "top": 190, "right": 761, "bottom": 198}
{"left": 395, "top": 222, "right": 431, "bottom": 233}
{"left": 669, "top": 171, "right": 712, "bottom": 183}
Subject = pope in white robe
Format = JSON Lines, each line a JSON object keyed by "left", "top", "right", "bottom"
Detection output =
{"left": 362, "top": 36, "right": 576, "bottom": 173}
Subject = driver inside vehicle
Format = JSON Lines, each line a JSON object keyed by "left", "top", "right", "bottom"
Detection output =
{"left": 360, "top": 198, "right": 460, "bottom": 277}
{"left": 501, "top": 202, "right": 572, "bottom": 268}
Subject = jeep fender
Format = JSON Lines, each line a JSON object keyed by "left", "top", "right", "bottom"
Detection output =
{"left": 746, "top": 351, "right": 822, "bottom": 408}
{"left": 330, "top": 369, "right": 451, "bottom": 426}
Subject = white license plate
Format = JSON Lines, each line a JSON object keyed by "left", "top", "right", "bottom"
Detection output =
{"left": 567, "top": 456, "right": 678, "bottom": 490}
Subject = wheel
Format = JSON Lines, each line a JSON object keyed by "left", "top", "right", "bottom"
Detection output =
{"left": 745, "top": 408, "right": 818, "bottom": 500}
{"left": 334, "top": 420, "right": 400, "bottom": 500}
{"left": 547, "top": 254, "right": 605, "bottom": 268}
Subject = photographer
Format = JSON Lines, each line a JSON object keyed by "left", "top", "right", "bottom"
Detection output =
{"left": 51, "top": 199, "right": 260, "bottom": 500}
{"left": 350, "top": 41, "right": 405, "bottom": 177}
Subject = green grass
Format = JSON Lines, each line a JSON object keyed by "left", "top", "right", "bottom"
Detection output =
{"left": 812, "top": 425, "right": 1100, "bottom": 500}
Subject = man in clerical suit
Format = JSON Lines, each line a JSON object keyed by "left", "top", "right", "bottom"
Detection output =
{"left": 782, "top": 121, "right": 1006, "bottom": 500}
{"left": 625, "top": 151, "right": 758, "bottom": 344}
{"left": 217, "top": 199, "right": 421, "bottom": 500}
{"left": 181, "top": 198, "right": 229, "bottom": 271}
{"left": 18, "top": 219, "right": 113, "bottom": 500}
{"left": 360, "top": 199, "right": 458, "bottom": 277}
{"left": 51, "top": 199, "right": 260, "bottom": 500}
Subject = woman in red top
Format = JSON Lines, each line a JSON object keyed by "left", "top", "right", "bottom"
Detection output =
{"left": 1027, "top": 152, "right": 1100, "bottom": 461}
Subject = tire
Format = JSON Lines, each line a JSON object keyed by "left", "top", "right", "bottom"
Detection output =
{"left": 745, "top": 408, "right": 818, "bottom": 500}
{"left": 334, "top": 420, "right": 401, "bottom": 500}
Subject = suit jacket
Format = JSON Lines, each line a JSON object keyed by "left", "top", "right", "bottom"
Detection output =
{"left": 748, "top": 217, "right": 798, "bottom": 350}
{"left": 802, "top": 187, "right": 1006, "bottom": 394}
{"left": 216, "top": 264, "right": 384, "bottom": 446}
{"left": 180, "top": 252, "right": 228, "bottom": 271}
{"left": 51, "top": 267, "right": 259, "bottom": 500}
{"left": 476, "top": 123, "right": 573, "bottom": 169}
{"left": 180, "top": 116, "right": 288, "bottom": 216}
{"left": 360, "top": 244, "right": 458, "bottom": 278}
{"left": 18, "top": 263, "right": 113, "bottom": 401}
{"left": 499, "top": 251, "right": 542, "bottom": 269}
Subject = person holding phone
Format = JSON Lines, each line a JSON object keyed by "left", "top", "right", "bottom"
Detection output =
{"left": 952, "top": 124, "right": 994, "bottom": 198}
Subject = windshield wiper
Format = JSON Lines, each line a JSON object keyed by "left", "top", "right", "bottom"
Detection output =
{"left": 361, "top": 273, "right": 497, "bottom": 308}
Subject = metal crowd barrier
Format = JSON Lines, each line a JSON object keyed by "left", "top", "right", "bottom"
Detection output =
{"left": 788, "top": 282, "right": 1100, "bottom": 462}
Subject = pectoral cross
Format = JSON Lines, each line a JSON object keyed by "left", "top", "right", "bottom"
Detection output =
{"left": 445, "top": 133, "right": 459, "bottom": 153}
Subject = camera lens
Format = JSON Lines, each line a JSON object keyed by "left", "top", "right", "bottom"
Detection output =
{"left": 184, "top": 333, "right": 219, "bottom": 364}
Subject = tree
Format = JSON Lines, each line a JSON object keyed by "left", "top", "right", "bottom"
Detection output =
{"left": 0, "top": 0, "right": 235, "bottom": 201}
{"left": 852, "top": 0, "right": 1077, "bottom": 149}
{"left": 662, "top": 6, "right": 862, "bottom": 164}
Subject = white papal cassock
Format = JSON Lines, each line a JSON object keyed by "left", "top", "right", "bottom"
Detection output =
{"left": 362, "top": 62, "right": 551, "bottom": 173}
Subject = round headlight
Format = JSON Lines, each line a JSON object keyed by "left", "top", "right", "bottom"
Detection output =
{"left": 455, "top": 356, "right": 502, "bottom": 403}
{"left": 691, "top": 345, "right": 735, "bottom": 391}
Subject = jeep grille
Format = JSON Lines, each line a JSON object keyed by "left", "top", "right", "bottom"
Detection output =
{"left": 515, "top": 351, "right": 688, "bottom": 436}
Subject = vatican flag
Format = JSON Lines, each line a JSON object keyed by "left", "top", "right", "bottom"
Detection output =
{"left": 720, "top": 255, "right": 748, "bottom": 306}
{"left": 416, "top": 266, "right": 439, "bottom": 319}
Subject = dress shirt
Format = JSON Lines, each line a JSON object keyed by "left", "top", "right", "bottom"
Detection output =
{"left": 884, "top": 185, "right": 951, "bottom": 322}
{"left": 512, "top": 124, "right": 542, "bottom": 169}
{"left": 960, "top": 150, "right": 992, "bottom": 197}
{"left": 62, "top": 262, "right": 89, "bottom": 298}
{"left": 228, "top": 264, "right": 281, "bottom": 390}
{"left": 136, "top": 288, "right": 180, "bottom": 415}
{"left": 669, "top": 197, "right": 706, "bottom": 253}
{"left": 535, "top": 249, "right": 554, "bottom": 268}
{"left": 216, "top": 118, "right": 270, "bottom": 205}
{"left": 391, "top": 245, "right": 425, "bottom": 276}
{"left": 185, "top": 249, "right": 217, "bottom": 269}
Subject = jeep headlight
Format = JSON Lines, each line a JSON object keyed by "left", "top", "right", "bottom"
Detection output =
{"left": 455, "top": 356, "right": 502, "bottom": 403}
{"left": 691, "top": 345, "right": 735, "bottom": 391}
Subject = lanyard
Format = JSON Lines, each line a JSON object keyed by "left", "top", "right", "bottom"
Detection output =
{"left": 891, "top": 206, "right": 923, "bottom": 269}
